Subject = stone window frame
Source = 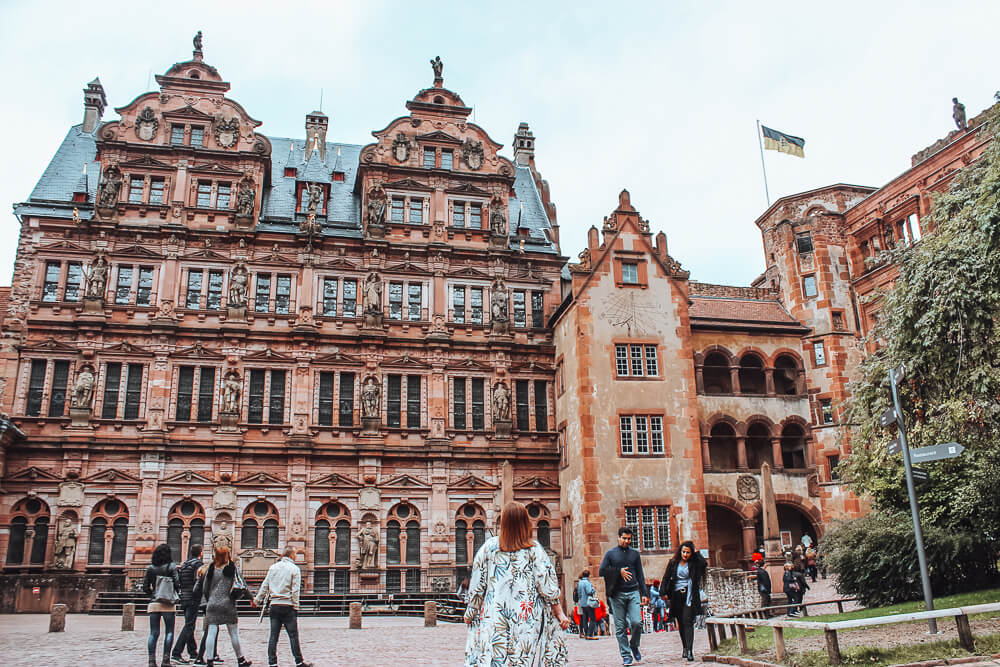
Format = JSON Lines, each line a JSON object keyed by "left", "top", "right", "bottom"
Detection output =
{"left": 252, "top": 270, "right": 296, "bottom": 315}
{"left": 447, "top": 281, "right": 488, "bottom": 325}
{"left": 557, "top": 422, "right": 569, "bottom": 469}
{"left": 125, "top": 172, "right": 169, "bottom": 207}
{"left": 86, "top": 497, "right": 130, "bottom": 567}
{"left": 449, "top": 374, "right": 488, "bottom": 433}
{"left": 165, "top": 498, "right": 206, "bottom": 563}
{"left": 240, "top": 500, "right": 282, "bottom": 551}
{"left": 244, "top": 366, "right": 292, "bottom": 426}
{"left": 802, "top": 274, "right": 818, "bottom": 299}
{"left": 510, "top": 375, "right": 553, "bottom": 433}
{"left": 315, "top": 274, "right": 361, "bottom": 319}
{"left": 612, "top": 341, "right": 661, "bottom": 380}
{"left": 96, "top": 359, "right": 148, "bottom": 422}
{"left": 382, "top": 373, "right": 427, "bottom": 430}
{"left": 385, "top": 277, "right": 429, "bottom": 322}
{"left": 312, "top": 368, "right": 360, "bottom": 429}
{"left": 170, "top": 363, "right": 222, "bottom": 423}
{"left": 386, "top": 190, "right": 429, "bottom": 226}
{"left": 454, "top": 502, "right": 487, "bottom": 567}
{"left": 37, "top": 257, "right": 86, "bottom": 304}
{"left": 6, "top": 496, "right": 52, "bottom": 567}
{"left": 819, "top": 397, "right": 835, "bottom": 425}
{"left": 385, "top": 502, "right": 422, "bottom": 569}
{"left": 623, "top": 504, "right": 671, "bottom": 553}
{"left": 561, "top": 513, "right": 573, "bottom": 559}
{"left": 313, "top": 502, "right": 353, "bottom": 569}
{"left": 18, "top": 356, "right": 78, "bottom": 419}
{"left": 447, "top": 197, "right": 487, "bottom": 230}
{"left": 189, "top": 177, "right": 233, "bottom": 211}
{"left": 812, "top": 340, "right": 827, "bottom": 367}
{"left": 111, "top": 262, "right": 158, "bottom": 308}
{"left": 178, "top": 264, "right": 229, "bottom": 312}
{"left": 617, "top": 413, "right": 667, "bottom": 458}
{"left": 613, "top": 253, "right": 649, "bottom": 288}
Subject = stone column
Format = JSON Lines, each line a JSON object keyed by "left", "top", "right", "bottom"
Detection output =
{"left": 771, "top": 438, "right": 783, "bottom": 471}
{"left": 729, "top": 367, "right": 740, "bottom": 394}
{"left": 694, "top": 365, "right": 704, "bottom": 394}
{"left": 701, "top": 436, "right": 712, "bottom": 472}
{"left": 765, "top": 368, "right": 775, "bottom": 395}
{"left": 740, "top": 520, "right": 757, "bottom": 563}
{"left": 804, "top": 436, "right": 815, "bottom": 468}
{"left": 49, "top": 604, "right": 67, "bottom": 632}
{"left": 122, "top": 603, "right": 135, "bottom": 631}
{"left": 424, "top": 600, "right": 437, "bottom": 627}
{"left": 349, "top": 602, "right": 362, "bottom": 629}
{"left": 736, "top": 436, "right": 748, "bottom": 471}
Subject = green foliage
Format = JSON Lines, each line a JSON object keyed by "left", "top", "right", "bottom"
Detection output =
{"left": 843, "top": 104, "right": 1000, "bottom": 546}
{"left": 821, "top": 513, "right": 998, "bottom": 607}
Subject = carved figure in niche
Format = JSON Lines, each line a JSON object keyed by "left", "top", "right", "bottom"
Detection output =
{"left": 228, "top": 263, "right": 249, "bottom": 307}
{"left": 490, "top": 279, "right": 509, "bottom": 322}
{"left": 52, "top": 518, "right": 78, "bottom": 569}
{"left": 952, "top": 98, "right": 967, "bottom": 130}
{"left": 361, "top": 376, "right": 380, "bottom": 419}
{"left": 363, "top": 272, "right": 382, "bottom": 314}
{"left": 135, "top": 107, "right": 159, "bottom": 141}
{"left": 193, "top": 31, "right": 203, "bottom": 52}
{"left": 222, "top": 371, "right": 241, "bottom": 413}
{"left": 306, "top": 183, "right": 324, "bottom": 216}
{"left": 97, "top": 163, "right": 122, "bottom": 208}
{"left": 489, "top": 201, "right": 507, "bottom": 236}
{"left": 70, "top": 365, "right": 95, "bottom": 409}
{"left": 430, "top": 56, "right": 443, "bottom": 81}
{"left": 213, "top": 518, "right": 233, "bottom": 553}
{"left": 357, "top": 521, "right": 379, "bottom": 569}
{"left": 213, "top": 115, "right": 240, "bottom": 148}
{"left": 392, "top": 133, "right": 410, "bottom": 162}
{"left": 462, "top": 138, "right": 484, "bottom": 170}
{"left": 366, "top": 188, "right": 386, "bottom": 227}
{"left": 492, "top": 382, "right": 511, "bottom": 422}
{"left": 84, "top": 253, "right": 109, "bottom": 299}
{"left": 235, "top": 176, "right": 255, "bottom": 218}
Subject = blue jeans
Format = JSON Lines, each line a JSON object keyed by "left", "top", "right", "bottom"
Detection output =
{"left": 148, "top": 611, "right": 176, "bottom": 660}
{"left": 268, "top": 604, "right": 305, "bottom": 666}
{"left": 173, "top": 602, "right": 199, "bottom": 658}
{"left": 609, "top": 590, "right": 643, "bottom": 661}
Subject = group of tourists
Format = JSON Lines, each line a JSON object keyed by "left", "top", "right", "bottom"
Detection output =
{"left": 752, "top": 538, "right": 819, "bottom": 617}
{"left": 142, "top": 542, "right": 313, "bottom": 667}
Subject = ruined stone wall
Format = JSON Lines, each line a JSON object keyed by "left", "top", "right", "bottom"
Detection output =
{"left": 704, "top": 566, "right": 759, "bottom": 616}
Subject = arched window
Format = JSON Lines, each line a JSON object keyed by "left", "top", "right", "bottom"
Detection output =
{"left": 314, "top": 503, "right": 351, "bottom": 567}
{"left": 774, "top": 355, "right": 800, "bottom": 395}
{"left": 386, "top": 503, "right": 421, "bottom": 592}
{"left": 88, "top": 498, "right": 129, "bottom": 565}
{"left": 241, "top": 501, "right": 280, "bottom": 551}
{"left": 386, "top": 521, "right": 401, "bottom": 564}
{"left": 746, "top": 422, "right": 773, "bottom": 469}
{"left": 781, "top": 424, "right": 807, "bottom": 469}
{"left": 167, "top": 499, "right": 206, "bottom": 562}
{"left": 5, "top": 497, "right": 50, "bottom": 565}
{"left": 738, "top": 354, "right": 766, "bottom": 394}
{"left": 709, "top": 422, "right": 739, "bottom": 471}
{"left": 455, "top": 503, "right": 487, "bottom": 566}
{"left": 703, "top": 352, "right": 731, "bottom": 394}
{"left": 405, "top": 520, "right": 420, "bottom": 564}
{"left": 526, "top": 503, "right": 552, "bottom": 549}
{"left": 536, "top": 520, "right": 551, "bottom": 550}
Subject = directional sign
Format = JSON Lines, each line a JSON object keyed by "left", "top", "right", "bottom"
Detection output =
{"left": 911, "top": 466, "right": 929, "bottom": 482}
{"left": 880, "top": 407, "right": 898, "bottom": 428}
{"left": 910, "top": 442, "right": 965, "bottom": 463}
{"left": 888, "top": 438, "right": 902, "bottom": 455}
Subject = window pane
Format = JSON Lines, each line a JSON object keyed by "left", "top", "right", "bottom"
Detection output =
{"left": 814, "top": 342, "right": 826, "bottom": 366}
{"left": 441, "top": 150, "right": 453, "bottom": 170}
{"left": 318, "top": 372, "right": 334, "bottom": 426}
{"left": 624, "top": 507, "right": 639, "bottom": 548}
{"left": 388, "top": 283, "right": 403, "bottom": 320}
{"left": 620, "top": 416, "right": 633, "bottom": 455}
{"left": 115, "top": 266, "right": 133, "bottom": 304}
{"left": 471, "top": 378, "right": 485, "bottom": 430}
{"left": 88, "top": 518, "right": 107, "bottom": 564}
{"left": 622, "top": 263, "right": 639, "bottom": 284}
{"left": 423, "top": 148, "right": 435, "bottom": 168}
{"left": 167, "top": 519, "right": 184, "bottom": 564}
{"left": 102, "top": 362, "right": 122, "bottom": 419}
{"left": 343, "top": 279, "right": 357, "bottom": 318}
{"left": 409, "top": 198, "right": 423, "bottom": 224}
{"left": 338, "top": 372, "right": 355, "bottom": 427}
{"left": 177, "top": 366, "right": 194, "bottom": 421}
{"left": 391, "top": 197, "right": 405, "bottom": 222}
{"left": 650, "top": 416, "right": 664, "bottom": 454}
{"left": 110, "top": 518, "right": 128, "bottom": 564}
{"left": 206, "top": 270, "right": 223, "bottom": 310}
{"left": 197, "top": 181, "right": 212, "bottom": 208}
{"left": 635, "top": 416, "right": 649, "bottom": 454}
{"left": 216, "top": 182, "right": 231, "bottom": 209}
{"left": 191, "top": 126, "right": 204, "bottom": 147}
{"left": 48, "top": 360, "right": 69, "bottom": 417}
{"left": 470, "top": 288, "right": 483, "bottom": 324}
{"left": 241, "top": 519, "right": 258, "bottom": 549}
{"left": 796, "top": 234, "right": 813, "bottom": 254}
{"left": 322, "top": 278, "right": 338, "bottom": 316}
{"left": 405, "top": 521, "right": 420, "bottom": 564}
{"left": 386, "top": 522, "right": 401, "bottom": 563}
{"left": 6, "top": 518, "right": 26, "bottom": 564}
{"left": 630, "top": 345, "right": 643, "bottom": 376}
{"left": 469, "top": 203, "right": 482, "bottom": 229}
{"left": 641, "top": 507, "right": 655, "bottom": 550}
{"left": 268, "top": 370, "right": 286, "bottom": 424}
{"left": 657, "top": 506, "right": 670, "bottom": 549}
{"left": 534, "top": 380, "right": 547, "bottom": 431}
{"left": 149, "top": 178, "right": 164, "bottom": 205}
{"left": 197, "top": 367, "right": 215, "bottom": 422}
{"left": 452, "top": 201, "right": 465, "bottom": 227}
{"left": 275, "top": 275, "right": 291, "bottom": 314}
{"left": 137, "top": 267, "right": 153, "bottom": 306}
{"left": 43, "top": 262, "right": 61, "bottom": 302}
{"left": 515, "top": 380, "right": 530, "bottom": 431}
{"left": 170, "top": 125, "right": 184, "bottom": 145}
{"left": 453, "top": 378, "right": 466, "bottom": 429}
{"left": 255, "top": 274, "right": 271, "bottom": 312}
{"left": 334, "top": 520, "right": 351, "bottom": 565}
{"left": 185, "top": 270, "right": 203, "bottom": 309}
{"left": 262, "top": 519, "right": 279, "bottom": 549}
{"left": 531, "top": 292, "right": 544, "bottom": 328}
{"left": 455, "top": 521, "right": 468, "bottom": 563}
{"left": 645, "top": 346, "right": 658, "bottom": 376}
{"left": 64, "top": 263, "right": 82, "bottom": 301}
{"left": 803, "top": 275, "right": 817, "bottom": 298}
{"left": 407, "top": 284, "right": 422, "bottom": 320}
{"left": 615, "top": 344, "right": 629, "bottom": 376}
{"left": 314, "top": 520, "right": 330, "bottom": 565}
{"left": 129, "top": 177, "right": 144, "bottom": 203}
{"left": 387, "top": 375, "right": 401, "bottom": 427}
{"left": 123, "top": 363, "right": 143, "bottom": 420}
{"left": 26, "top": 359, "right": 46, "bottom": 416}
{"left": 513, "top": 292, "right": 526, "bottom": 328}
{"left": 452, "top": 286, "right": 465, "bottom": 323}
{"left": 406, "top": 376, "right": 421, "bottom": 428}
{"left": 248, "top": 369, "right": 265, "bottom": 423}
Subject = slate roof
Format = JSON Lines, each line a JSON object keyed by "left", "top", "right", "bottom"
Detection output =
{"left": 15, "top": 126, "right": 558, "bottom": 253}
{"left": 689, "top": 296, "right": 809, "bottom": 333}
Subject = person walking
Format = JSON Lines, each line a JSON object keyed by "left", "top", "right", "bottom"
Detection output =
{"left": 191, "top": 564, "right": 218, "bottom": 667}
{"left": 660, "top": 540, "right": 707, "bottom": 662}
{"left": 171, "top": 544, "right": 204, "bottom": 664}
{"left": 576, "top": 570, "right": 599, "bottom": 639}
{"left": 202, "top": 546, "right": 251, "bottom": 667}
{"left": 805, "top": 546, "right": 818, "bottom": 583}
{"left": 649, "top": 580, "right": 665, "bottom": 632}
{"left": 782, "top": 562, "right": 809, "bottom": 616}
{"left": 752, "top": 554, "right": 772, "bottom": 616}
{"left": 599, "top": 527, "right": 649, "bottom": 666}
{"left": 464, "top": 501, "right": 571, "bottom": 666}
{"left": 253, "top": 545, "right": 313, "bottom": 667}
{"left": 144, "top": 543, "right": 182, "bottom": 667}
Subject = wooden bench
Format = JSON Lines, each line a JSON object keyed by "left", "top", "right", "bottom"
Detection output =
{"left": 706, "top": 601, "right": 1000, "bottom": 664}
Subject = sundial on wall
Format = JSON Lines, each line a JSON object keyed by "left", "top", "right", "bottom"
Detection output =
{"left": 603, "top": 291, "right": 666, "bottom": 336}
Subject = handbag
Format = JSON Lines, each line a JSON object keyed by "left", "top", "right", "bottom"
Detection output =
{"left": 230, "top": 566, "right": 250, "bottom": 601}
{"left": 153, "top": 574, "right": 180, "bottom": 605}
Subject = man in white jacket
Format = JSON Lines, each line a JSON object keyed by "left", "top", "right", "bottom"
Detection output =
{"left": 253, "top": 545, "right": 313, "bottom": 667}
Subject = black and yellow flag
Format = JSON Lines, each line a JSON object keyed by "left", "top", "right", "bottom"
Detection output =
{"left": 761, "top": 125, "right": 805, "bottom": 158}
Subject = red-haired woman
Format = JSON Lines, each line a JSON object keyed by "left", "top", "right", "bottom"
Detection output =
{"left": 464, "top": 501, "right": 571, "bottom": 666}
{"left": 201, "top": 545, "right": 251, "bottom": 667}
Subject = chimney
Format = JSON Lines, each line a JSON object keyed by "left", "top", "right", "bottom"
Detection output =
{"left": 82, "top": 77, "right": 107, "bottom": 134}
{"left": 304, "top": 111, "right": 328, "bottom": 161}
{"left": 513, "top": 122, "right": 535, "bottom": 167}
{"left": 587, "top": 225, "right": 600, "bottom": 252}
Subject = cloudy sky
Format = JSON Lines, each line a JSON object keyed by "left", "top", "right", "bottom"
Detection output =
{"left": 1, "top": 1, "right": 997, "bottom": 286}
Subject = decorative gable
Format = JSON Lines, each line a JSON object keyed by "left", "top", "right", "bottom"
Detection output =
{"left": 252, "top": 250, "right": 298, "bottom": 266}
{"left": 82, "top": 468, "right": 141, "bottom": 483}
{"left": 383, "top": 260, "right": 432, "bottom": 276}
{"left": 171, "top": 342, "right": 226, "bottom": 360}
{"left": 5, "top": 466, "right": 63, "bottom": 482}
{"left": 448, "top": 474, "right": 498, "bottom": 491}
{"left": 308, "top": 472, "right": 362, "bottom": 488}
{"left": 447, "top": 266, "right": 491, "bottom": 280}
{"left": 102, "top": 341, "right": 154, "bottom": 357}
{"left": 380, "top": 474, "right": 431, "bottom": 489}
{"left": 312, "top": 351, "right": 364, "bottom": 366}
{"left": 38, "top": 240, "right": 92, "bottom": 254}
{"left": 233, "top": 471, "right": 287, "bottom": 485}
{"left": 313, "top": 257, "right": 360, "bottom": 272}
{"left": 243, "top": 348, "right": 294, "bottom": 362}
{"left": 509, "top": 360, "right": 554, "bottom": 374}
{"left": 416, "top": 130, "right": 462, "bottom": 145}
{"left": 188, "top": 162, "right": 244, "bottom": 176}
{"left": 120, "top": 155, "right": 174, "bottom": 170}
{"left": 445, "top": 358, "right": 493, "bottom": 372}
{"left": 181, "top": 248, "right": 230, "bottom": 262}
{"left": 163, "top": 470, "right": 216, "bottom": 484}
{"left": 380, "top": 353, "right": 431, "bottom": 370}
{"left": 514, "top": 476, "right": 559, "bottom": 490}
{"left": 447, "top": 183, "right": 490, "bottom": 196}
{"left": 162, "top": 105, "right": 214, "bottom": 121}
{"left": 19, "top": 337, "right": 81, "bottom": 355}
{"left": 114, "top": 244, "right": 164, "bottom": 259}
{"left": 384, "top": 178, "right": 429, "bottom": 191}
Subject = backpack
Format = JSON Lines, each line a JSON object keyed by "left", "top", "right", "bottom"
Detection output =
{"left": 154, "top": 574, "right": 179, "bottom": 604}
{"left": 572, "top": 584, "right": 580, "bottom": 603}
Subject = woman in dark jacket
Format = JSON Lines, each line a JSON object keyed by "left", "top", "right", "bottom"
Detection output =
{"left": 143, "top": 543, "right": 181, "bottom": 667}
{"left": 782, "top": 561, "right": 810, "bottom": 616}
{"left": 660, "top": 540, "right": 707, "bottom": 662}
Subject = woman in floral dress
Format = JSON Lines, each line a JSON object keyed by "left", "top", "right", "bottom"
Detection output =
{"left": 464, "top": 501, "right": 571, "bottom": 667}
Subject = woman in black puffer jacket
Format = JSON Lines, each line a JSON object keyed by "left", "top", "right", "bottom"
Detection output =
{"left": 143, "top": 543, "right": 181, "bottom": 667}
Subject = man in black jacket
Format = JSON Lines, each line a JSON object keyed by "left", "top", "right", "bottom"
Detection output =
{"left": 752, "top": 555, "right": 772, "bottom": 616}
{"left": 599, "top": 527, "right": 649, "bottom": 666}
{"left": 171, "top": 544, "right": 204, "bottom": 664}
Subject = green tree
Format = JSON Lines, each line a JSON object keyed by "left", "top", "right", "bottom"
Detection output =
{"left": 843, "top": 105, "right": 1000, "bottom": 548}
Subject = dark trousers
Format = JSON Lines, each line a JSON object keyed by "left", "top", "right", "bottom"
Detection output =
{"left": 670, "top": 590, "right": 696, "bottom": 653}
{"left": 759, "top": 591, "right": 772, "bottom": 617}
{"left": 268, "top": 604, "right": 305, "bottom": 667}
{"left": 148, "top": 611, "right": 176, "bottom": 660}
{"left": 173, "top": 602, "right": 200, "bottom": 658}
{"left": 580, "top": 605, "right": 598, "bottom": 637}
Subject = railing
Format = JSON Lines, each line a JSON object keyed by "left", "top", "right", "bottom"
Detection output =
{"left": 706, "top": 601, "right": 1000, "bottom": 665}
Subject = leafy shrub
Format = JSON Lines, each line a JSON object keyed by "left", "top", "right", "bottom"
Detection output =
{"left": 822, "top": 512, "right": 999, "bottom": 607}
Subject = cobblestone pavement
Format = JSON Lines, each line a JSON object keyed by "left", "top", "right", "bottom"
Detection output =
{"left": 0, "top": 614, "right": 707, "bottom": 666}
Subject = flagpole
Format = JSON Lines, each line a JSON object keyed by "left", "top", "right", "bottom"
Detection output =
{"left": 756, "top": 119, "right": 771, "bottom": 207}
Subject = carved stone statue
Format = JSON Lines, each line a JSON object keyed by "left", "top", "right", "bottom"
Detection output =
{"left": 306, "top": 183, "right": 324, "bottom": 215}
{"left": 367, "top": 192, "right": 386, "bottom": 227}
{"left": 228, "top": 264, "right": 249, "bottom": 308}
{"left": 193, "top": 30, "right": 203, "bottom": 52}
{"left": 490, "top": 279, "right": 509, "bottom": 323}
{"left": 84, "top": 253, "right": 108, "bottom": 299}
{"left": 363, "top": 272, "right": 382, "bottom": 314}
{"left": 952, "top": 97, "right": 967, "bottom": 130}
{"left": 52, "top": 518, "right": 78, "bottom": 569}
{"left": 97, "top": 164, "right": 122, "bottom": 208}
{"left": 222, "top": 371, "right": 241, "bottom": 413}
{"left": 236, "top": 177, "right": 255, "bottom": 218}
{"left": 492, "top": 382, "right": 511, "bottom": 422}
{"left": 357, "top": 521, "right": 379, "bottom": 569}
{"left": 430, "top": 56, "right": 443, "bottom": 82}
{"left": 361, "top": 376, "right": 380, "bottom": 419}
{"left": 212, "top": 518, "right": 233, "bottom": 553}
{"left": 490, "top": 201, "right": 507, "bottom": 236}
{"left": 70, "top": 366, "right": 95, "bottom": 409}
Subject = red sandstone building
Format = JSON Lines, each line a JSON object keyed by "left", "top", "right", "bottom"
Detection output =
{"left": 0, "top": 36, "right": 994, "bottom": 609}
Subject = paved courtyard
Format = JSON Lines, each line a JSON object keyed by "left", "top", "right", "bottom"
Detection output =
{"left": 0, "top": 613, "right": 707, "bottom": 666}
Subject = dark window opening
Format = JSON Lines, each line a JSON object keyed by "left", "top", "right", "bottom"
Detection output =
{"left": 738, "top": 355, "right": 766, "bottom": 394}
{"left": 339, "top": 372, "right": 355, "bottom": 427}
{"left": 703, "top": 353, "right": 731, "bottom": 394}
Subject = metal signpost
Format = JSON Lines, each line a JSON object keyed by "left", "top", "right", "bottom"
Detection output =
{"left": 887, "top": 364, "right": 938, "bottom": 634}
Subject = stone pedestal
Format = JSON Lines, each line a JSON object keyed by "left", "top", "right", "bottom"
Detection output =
{"left": 362, "top": 311, "right": 383, "bottom": 329}
{"left": 234, "top": 215, "right": 253, "bottom": 230}
{"left": 219, "top": 411, "right": 239, "bottom": 431}
{"left": 49, "top": 603, "right": 67, "bottom": 632}
{"left": 349, "top": 602, "right": 362, "bottom": 629}
{"left": 490, "top": 320, "right": 510, "bottom": 336}
{"left": 227, "top": 305, "right": 247, "bottom": 321}
{"left": 493, "top": 420, "right": 513, "bottom": 439}
{"left": 361, "top": 417, "right": 380, "bottom": 435}
{"left": 69, "top": 407, "right": 91, "bottom": 428}
{"left": 82, "top": 297, "right": 105, "bottom": 316}
{"left": 367, "top": 223, "right": 386, "bottom": 239}
{"left": 121, "top": 602, "right": 135, "bottom": 631}
{"left": 424, "top": 600, "right": 437, "bottom": 627}
{"left": 489, "top": 233, "right": 508, "bottom": 249}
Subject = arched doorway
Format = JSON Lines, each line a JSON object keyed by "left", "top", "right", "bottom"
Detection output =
{"left": 706, "top": 505, "right": 744, "bottom": 569}
{"left": 754, "top": 502, "right": 819, "bottom": 553}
